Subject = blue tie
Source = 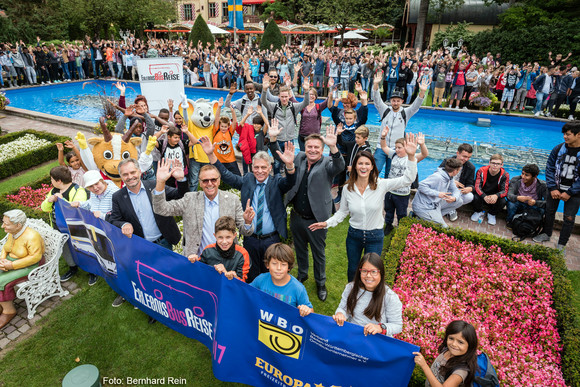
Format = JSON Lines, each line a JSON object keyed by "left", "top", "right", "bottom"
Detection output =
{"left": 255, "top": 183, "right": 265, "bottom": 235}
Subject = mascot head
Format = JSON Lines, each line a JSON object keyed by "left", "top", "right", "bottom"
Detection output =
{"left": 188, "top": 99, "right": 218, "bottom": 129}
{"left": 88, "top": 118, "right": 142, "bottom": 187}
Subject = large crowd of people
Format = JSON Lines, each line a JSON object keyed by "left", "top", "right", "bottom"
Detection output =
{"left": 1, "top": 37, "right": 579, "bottom": 118}
{"left": 1, "top": 34, "right": 579, "bottom": 386}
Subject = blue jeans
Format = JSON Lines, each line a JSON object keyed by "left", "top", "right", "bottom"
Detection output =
{"left": 384, "top": 192, "right": 410, "bottom": 225}
{"left": 374, "top": 148, "right": 392, "bottom": 178}
{"left": 340, "top": 77, "right": 349, "bottom": 90}
{"left": 273, "top": 140, "right": 286, "bottom": 174}
{"left": 506, "top": 200, "right": 544, "bottom": 223}
{"left": 534, "top": 91, "right": 546, "bottom": 113}
{"left": 62, "top": 64, "right": 71, "bottom": 80}
{"left": 154, "top": 237, "right": 172, "bottom": 250}
{"left": 406, "top": 84, "right": 415, "bottom": 104}
{"left": 203, "top": 72, "right": 211, "bottom": 87}
{"left": 386, "top": 82, "right": 397, "bottom": 100}
{"left": 345, "top": 227, "right": 384, "bottom": 282}
{"left": 236, "top": 77, "right": 244, "bottom": 90}
{"left": 188, "top": 159, "right": 207, "bottom": 191}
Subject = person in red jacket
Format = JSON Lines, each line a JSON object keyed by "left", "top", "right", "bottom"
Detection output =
{"left": 237, "top": 106, "right": 269, "bottom": 174}
{"left": 471, "top": 154, "right": 510, "bottom": 226}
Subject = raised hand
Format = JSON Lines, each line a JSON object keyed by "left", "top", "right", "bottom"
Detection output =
{"left": 218, "top": 97, "right": 224, "bottom": 108}
{"left": 156, "top": 159, "right": 173, "bottom": 183}
{"left": 180, "top": 93, "right": 188, "bottom": 108}
{"left": 75, "top": 132, "right": 88, "bottom": 149}
{"left": 381, "top": 125, "right": 389, "bottom": 139}
{"left": 335, "top": 123, "right": 345, "bottom": 135}
{"left": 374, "top": 71, "right": 383, "bottom": 84}
{"left": 171, "top": 159, "right": 185, "bottom": 181}
{"left": 199, "top": 136, "right": 215, "bottom": 155}
{"left": 167, "top": 99, "right": 174, "bottom": 112}
{"left": 243, "top": 199, "right": 255, "bottom": 225}
{"left": 417, "top": 132, "right": 425, "bottom": 145}
{"left": 246, "top": 106, "right": 254, "bottom": 116}
{"left": 124, "top": 104, "right": 136, "bottom": 117}
{"left": 418, "top": 75, "right": 432, "bottom": 92}
{"left": 355, "top": 81, "right": 362, "bottom": 93}
{"left": 229, "top": 83, "right": 237, "bottom": 95}
{"left": 262, "top": 74, "right": 270, "bottom": 90}
{"left": 268, "top": 118, "right": 281, "bottom": 138}
{"left": 145, "top": 135, "right": 157, "bottom": 155}
{"left": 303, "top": 77, "right": 310, "bottom": 91}
{"left": 360, "top": 91, "right": 368, "bottom": 100}
{"left": 64, "top": 140, "right": 75, "bottom": 149}
{"left": 404, "top": 132, "right": 418, "bottom": 158}
{"left": 284, "top": 73, "right": 291, "bottom": 87}
{"left": 277, "top": 141, "right": 295, "bottom": 165}
{"left": 323, "top": 124, "right": 338, "bottom": 148}
{"left": 114, "top": 81, "right": 126, "bottom": 94}
{"left": 327, "top": 77, "right": 334, "bottom": 89}
{"left": 56, "top": 142, "right": 64, "bottom": 151}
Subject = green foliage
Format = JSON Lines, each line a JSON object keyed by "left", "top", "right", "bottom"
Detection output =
{"left": 0, "top": 130, "right": 70, "bottom": 180}
{"left": 469, "top": 18, "right": 580, "bottom": 64}
{"left": 431, "top": 22, "right": 474, "bottom": 50}
{"left": 188, "top": 14, "right": 215, "bottom": 49}
{"left": 0, "top": 161, "right": 59, "bottom": 196}
{"left": 260, "top": 20, "right": 285, "bottom": 50}
{"left": 0, "top": 175, "right": 51, "bottom": 223}
{"left": 384, "top": 217, "right": 580, "bottom": 386}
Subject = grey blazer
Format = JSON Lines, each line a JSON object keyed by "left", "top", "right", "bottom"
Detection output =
{"left": 285, "top": 151, "right": 345, "bottom": 222}
{"left": 152, "top": 189, "right": 253, "bottom": 257}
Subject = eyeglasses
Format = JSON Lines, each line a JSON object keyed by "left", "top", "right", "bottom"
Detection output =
{"left": 200, "top": 178, "right": 218, "bottom": 184}
{"left": 360, "top": 269, "right": 380, "bottom": 277}
{"left": 490, "top": 162, "right": 503, "bottom": 166}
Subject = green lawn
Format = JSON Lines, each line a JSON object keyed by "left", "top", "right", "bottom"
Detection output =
{"left": 0, "top": 160, "right": 59, "bottom": 195}
{"left": 0, "top": 222, "right": 350, "bottom": 386}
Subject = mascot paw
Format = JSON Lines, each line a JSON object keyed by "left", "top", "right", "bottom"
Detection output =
{"left": 75, "top": 132, "right": 88, "bottom": 149}
{"left": 145, "top": 135, "right": 157, "bottom": 155}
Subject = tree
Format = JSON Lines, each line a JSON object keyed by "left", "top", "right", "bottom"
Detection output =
{"left": 414, "top": 0, "right": 430, "bottom": 51}
{"left": 260, "top": 19, "right": 285, "bottom": 50}
{"left": 431, "top": 22, "right": 474, "bottom": 51}
{"left": 188, "top": 14, "right": 215, "bottom": 49}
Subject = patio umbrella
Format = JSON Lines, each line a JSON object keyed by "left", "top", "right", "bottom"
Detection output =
{"left": 333, "top": 31, "right": 368, "bottom": 40}
{"left": 352, "top": 29, "right": 370, "bottom": 34}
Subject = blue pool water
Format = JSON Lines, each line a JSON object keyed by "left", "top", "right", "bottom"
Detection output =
{"left": 7, "top": 81, "right": 571, "bottom": 213}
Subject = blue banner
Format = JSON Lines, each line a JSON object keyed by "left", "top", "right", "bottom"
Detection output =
{"left": 55, "top": 201, "right": 418, "bottom": 386}
{"left": 228, "top": 0, "right": 244, "bottom": 31}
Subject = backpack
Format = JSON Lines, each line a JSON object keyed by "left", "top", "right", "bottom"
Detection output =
{"left": 510, "top": 207, "right": 544, "bottom": 240}
{"left": 473, "top": 352, "right": 500, "bottom": 387}
{"left": 273, "top": 101, "right": 297, "bottom": 125}
{"left": 381, "top": 107, "right": 407, "bottom": 125}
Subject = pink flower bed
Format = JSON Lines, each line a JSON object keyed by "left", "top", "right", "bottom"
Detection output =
{"left": 6, "top": 184, "right": 52, "bottom": 210}
{"left": 393, "top": 224, "right": 566, "bottom": 386}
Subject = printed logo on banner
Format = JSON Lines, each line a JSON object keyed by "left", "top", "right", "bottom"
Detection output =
{"left": 258, "top": 309, "right": 304, "bottom": 359}
{"left": 66, "top": 218, "right": 118, "bottom": 277}
{"left": 140, "top": 63, "right": 181, "bottom": 82}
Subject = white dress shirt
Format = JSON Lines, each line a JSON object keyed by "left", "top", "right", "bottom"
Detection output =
{"left": 325, "top": 160, "right": 417, "bottom": 230}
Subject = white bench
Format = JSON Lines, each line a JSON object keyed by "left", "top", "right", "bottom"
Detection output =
{"left": 0, "top": 218, "right": 70, "bottom": 319}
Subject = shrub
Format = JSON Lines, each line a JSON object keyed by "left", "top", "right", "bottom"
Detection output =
{"left": 0, "top": 175, "right": 51, "bottom": 223}
{"left": 384, "top": 217, "right": 580, "bottom": 386}
{"left": 260, "top": 20, "right": 285, "bottom": 50}
{"left": 188, "top": 14, "right": 215, "bottom": 49}
{"left": 6, "top": 184, "right": 52, "bottom": 210}
{"left": 0, "top": 130, "right": 70, "bottom": 180}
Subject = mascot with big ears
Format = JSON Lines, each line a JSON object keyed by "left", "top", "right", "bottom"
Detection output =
{"left": 180, "top": 98, "right": 218, "bottom": 168}
{"left": 75, "top": 117, "right": 144, "bottom": 188}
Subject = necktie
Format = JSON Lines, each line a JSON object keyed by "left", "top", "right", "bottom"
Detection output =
{"left": 255, "top": 183, "right": 265, "bottom": 235}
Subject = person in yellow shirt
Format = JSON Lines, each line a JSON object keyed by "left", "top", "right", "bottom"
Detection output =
{"left": 0, "top": 210, "right": 45, "bottom": 329}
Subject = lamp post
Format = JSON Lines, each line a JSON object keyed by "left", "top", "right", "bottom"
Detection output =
{"left": 443, "top": 38, "right": 463, "bottom": 57}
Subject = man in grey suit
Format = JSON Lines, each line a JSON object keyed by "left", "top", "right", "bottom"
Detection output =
{"left": 271, "top": 125, "right": 345, "bottom": 301}
{"left": 152, "top": 159, "right": 254, "bottom": 257}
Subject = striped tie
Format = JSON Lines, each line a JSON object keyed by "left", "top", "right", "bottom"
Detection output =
{"left": 255, "top": 183, "right": 265, "bottom": 235}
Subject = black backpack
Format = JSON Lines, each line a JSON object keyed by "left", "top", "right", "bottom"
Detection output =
{"left": 511, "top": 207, "right": 544, "bottom": 240}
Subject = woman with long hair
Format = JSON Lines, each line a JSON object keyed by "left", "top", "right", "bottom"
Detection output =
{"left": 413, "top": 320, "right": 479, "bottom": 387}
{"left": 309, "top": 134, "right": 418, "bottom": 282}
{"left": 332, "top": 253, "right": 403, "bottom": 337}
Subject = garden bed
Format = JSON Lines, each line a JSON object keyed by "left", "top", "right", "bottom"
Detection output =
{"left": 0, "top": 129, "right": 70, "bottom": 180}
{"left": 384, "top": 217, "right": 579, "bottom": 386}
{"left": 0, "top": 175, "right": 52, "bottom": 223}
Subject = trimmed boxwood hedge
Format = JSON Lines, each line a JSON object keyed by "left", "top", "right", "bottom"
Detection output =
{"left": 0, "top": 175, "right": 51, "bottom": 223}
{"left": 383, "top": 217, "right": 580, "bottom": 387}
{"left": 0, "top": 130, "right": 70, "bottom": 180}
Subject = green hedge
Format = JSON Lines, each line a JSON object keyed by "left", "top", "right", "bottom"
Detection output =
{"left": 0, "top": 175, "right": 51, "bottom": 223}
{"left": 383, "top": 217, "right": 580, "bottom": 387}
{"left": 0, "top": 130, "right": 70, "bottom": 180}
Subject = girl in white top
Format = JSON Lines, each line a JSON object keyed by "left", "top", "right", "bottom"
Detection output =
{"left": 309, "top": 133, "right": 418, "bottom": 281}
{"left": 333, "top": 252, "right": 403, "bottom": 337}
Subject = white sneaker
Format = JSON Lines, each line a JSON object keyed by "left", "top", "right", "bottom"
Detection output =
{"left": 534, "top": 112, "right": 541, "bottom": 117}
{"left": 487, "top": 213, "right": 496, "bottom": 225}
{"left": 448, "top": 210, "right": 458, "bottom": 222}
{"left": 569, "top": 115, "right": 575, "bottom": 120}
{"left": 41, "top": 82, "right": 45, "bottom": 85}
{"left": 471, "top": 211, "right": 484, "bottom": 222}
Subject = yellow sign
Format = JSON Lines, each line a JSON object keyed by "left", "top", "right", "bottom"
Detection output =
{"left": 258, "top": 320, "right": 302, "bottom": 359}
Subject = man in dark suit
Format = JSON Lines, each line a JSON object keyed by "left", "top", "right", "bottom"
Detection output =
{"left": 438, "top": 143, "right": 476, "bottom": 222}
{"left": 199, "top": 135, "right": 297, "bottom": 282}
{"left": 109, "top": 158, "right": 188, "bottom": 312}
{"left": 275, "top": 126, "right": 345, "bottom": 301}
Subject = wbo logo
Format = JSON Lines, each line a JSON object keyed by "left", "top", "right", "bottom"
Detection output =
{"left": 258, "top": 309, "right": 303, "bottom": 359}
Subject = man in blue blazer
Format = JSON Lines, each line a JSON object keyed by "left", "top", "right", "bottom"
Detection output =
{"left": 274, "top": 125, "right": 345, "bottom": 301}
{"left": 199, "top": 135, "right": 297, "bottom": 282}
